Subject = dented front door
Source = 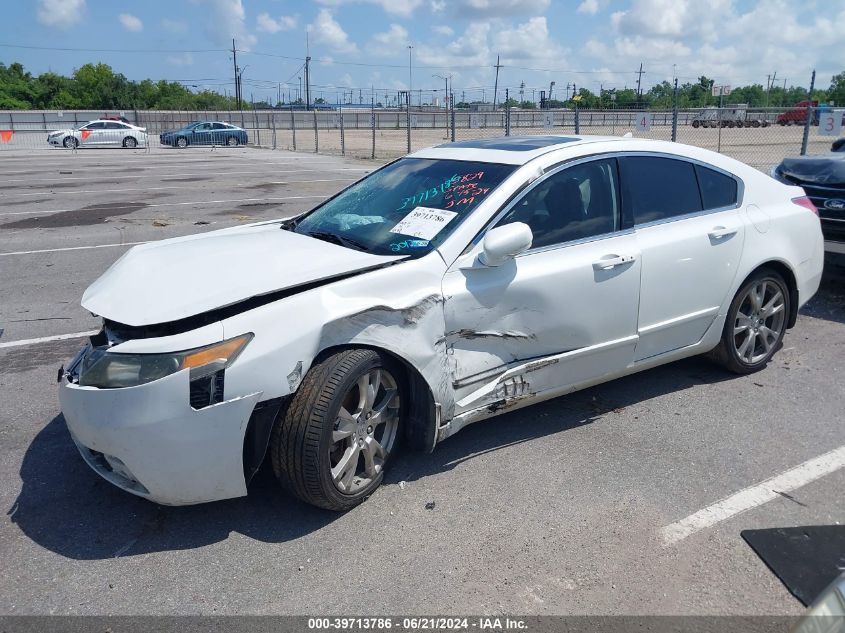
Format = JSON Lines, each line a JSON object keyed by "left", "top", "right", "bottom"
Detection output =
{"left": 441, "top": 233, "right": 642, "bottom": 415}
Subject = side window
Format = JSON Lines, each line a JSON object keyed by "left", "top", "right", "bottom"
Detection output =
{"left": 104, "top": 122, "right": 123, "bottom": 129}
{"left": 497, "top": 158, "right": 620, "bottom": 249}
{"left": 619, "top": 156, "right": 702, "bottom": 225}
{"left": 695, "top": 164, "right": 738, "bottom": 210}
{"left": 86, "top": 122, "right": 106, "bottom": 129}
{"left": 212, "top": 123, "right": 227, "bottom": 130}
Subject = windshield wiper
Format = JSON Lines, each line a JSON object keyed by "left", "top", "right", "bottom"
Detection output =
{"left": 305, "top": 231, "right": 370, "bottom": 252}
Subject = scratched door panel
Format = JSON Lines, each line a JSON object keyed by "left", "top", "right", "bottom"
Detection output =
{"left": 442, "top": 234, "right": 641, "bottom": 414}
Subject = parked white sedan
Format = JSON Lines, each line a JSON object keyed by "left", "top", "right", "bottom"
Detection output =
{"left": 59, "top": 135, "right": 824, "bottom": 510}
{"left": 47, "top": 119, "right": 148, "bottom": 149}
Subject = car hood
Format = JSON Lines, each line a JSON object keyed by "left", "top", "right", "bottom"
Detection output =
{"left": 82, "top": 222, "right": 404, "bottom": 326}
{"left": 778, "top": 153, "right": 845, "bottom": 185}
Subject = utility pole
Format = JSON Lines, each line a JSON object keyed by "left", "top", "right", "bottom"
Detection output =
{"left": 636, "top": 62, "right": 644, "bottom": 103}
{"left": 304, "top": 32, "right": 311, "bottom": 110}
{"left": 519, "top": 81, "right": 524, "bottom": 105}
{"left": 408, "top": 45, "right": 414, "bottom": 107}
{"left": 800, "top": 69, "right": 815, "bottom": 155}
{"left": 232, "top": 38, "right": 240, "bottom": 109}
{"left": 493, "top": 54, "right": 502, "bottom": 109}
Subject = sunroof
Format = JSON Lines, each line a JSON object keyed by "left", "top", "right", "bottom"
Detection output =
{"left": 436, "top": 136, "right": 580, "bottom": 151}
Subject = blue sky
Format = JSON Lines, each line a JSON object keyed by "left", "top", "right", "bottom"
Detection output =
{"left": 2, "top": 0, "right": 842, "bottom": 104}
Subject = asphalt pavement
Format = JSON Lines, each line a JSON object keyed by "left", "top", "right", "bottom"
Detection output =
{"left": 0, "top": 144, "right": 843, "bottom": 616}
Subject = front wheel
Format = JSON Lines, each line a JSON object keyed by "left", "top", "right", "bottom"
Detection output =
{"left": 122, "top": 136, "right": 137, "bottom": 149}
{"left": 271, "top": 349, "right": 403, "bottom": 511}
{"left": 708, "top": 270, "right": 790, "bottom": 374}
{"left": 63, "top": 136, "right": 78, "bottom": 149}
{"left": 226, "top": 136, "right": 239, "bottom": 147}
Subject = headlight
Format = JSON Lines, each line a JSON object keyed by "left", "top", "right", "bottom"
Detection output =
{"left": 78, "top": 333, "right": 252, "bottom": 389}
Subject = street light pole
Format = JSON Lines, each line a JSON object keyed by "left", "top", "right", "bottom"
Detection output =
{"left": 408, "top": 45, "right": 414, "bottom": 107}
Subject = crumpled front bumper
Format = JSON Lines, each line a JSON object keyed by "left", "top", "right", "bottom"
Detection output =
{"left": 59, "top": 368, "right": 262, "bottom": 506}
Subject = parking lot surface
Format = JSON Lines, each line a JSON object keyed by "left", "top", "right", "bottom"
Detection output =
{"left": 1, "top": 145, "right": 843, "bottom": 615}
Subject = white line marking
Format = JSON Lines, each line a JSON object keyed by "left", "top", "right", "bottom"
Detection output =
{"left": 660, "top": 445, "right": 845, "bottom": 546}
{"left": 0, "top": 330, "right": 99, "bottom": 349}
{"left": 0, "top": 194, "right": 328, "bottom": 217}
{"left": 0, "top": 241, "right": 148, "bottom": 257}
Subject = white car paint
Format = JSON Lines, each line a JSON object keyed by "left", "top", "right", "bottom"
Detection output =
{"left": 47, "top": 119, "right": 148, "bottom": 148}
{"left": 59, "top": 135, "right": 825, "bottom": 505}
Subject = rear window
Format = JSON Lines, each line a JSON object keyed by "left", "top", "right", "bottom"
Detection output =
{"left": 695, "top": 164, "right": 738, "bottom": 210}
{"left": 620, "top": 156, "right": 703, "bottom": 225}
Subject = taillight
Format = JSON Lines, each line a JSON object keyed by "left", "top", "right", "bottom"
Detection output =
{"left": 792, "top": 196, "right": 818, "bottom": 215}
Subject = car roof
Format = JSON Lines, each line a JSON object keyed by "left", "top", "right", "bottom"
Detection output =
{"left": 409, "top": 134, "right": 629, "bottom": 165}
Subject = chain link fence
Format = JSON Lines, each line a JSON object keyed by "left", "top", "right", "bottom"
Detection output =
{"left": 1, "top": 106, "right": 842, "bottom": 172}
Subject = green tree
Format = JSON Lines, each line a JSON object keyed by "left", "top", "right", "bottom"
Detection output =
{"left": 829, "top": 72, "right": 845, "bottom": 106}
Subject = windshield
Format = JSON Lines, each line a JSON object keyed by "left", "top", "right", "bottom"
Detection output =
{"left": 292, "top": 158, "right": 516, "bottom": 256}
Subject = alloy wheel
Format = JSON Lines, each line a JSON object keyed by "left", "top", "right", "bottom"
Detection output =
{"left": 733, "top": 279, "right": 786, "bottom": 365}
{"left": 329, "top": 368, "right": 400, "bottom": 494}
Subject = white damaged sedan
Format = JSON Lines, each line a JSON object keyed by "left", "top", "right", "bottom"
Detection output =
{"left": 59, "top": 135, "right": 824, "bottom": 509}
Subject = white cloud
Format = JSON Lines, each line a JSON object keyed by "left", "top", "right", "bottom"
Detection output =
{"left": 167, "top": 52, "right": 194, "bottom": 66}
{"left": 577, "top": 0, "right": 599, "bottom": 15}
{"left": 416, "top": 22, "right": 491, "bottom": 69}
{"left": 611, "top": 0, "right": 731, "bottom": 43}
{"left": 316, "top": 0, "right": 425, "bottom": 18}
{"left": 256, "top": 12, "right": 297, "bottom": 33}
{"left": 309, "top": 9, "right": 358, "bottom": 53}
{"left": 162, "top": 18, "right": 187, "bottom": 33}
{"left": 582, "top": 0, "right": 845, "bottom": 91}
{"left": 430, "top": 0, "right": 446, "bottom": 11}
{"left": 493, "top": 16, "right": 568, "bottom": 64}
{"left": 118, "top": 13, "right": 143, "bottom": 32}
{"left": 450, "top": 0, "right": 549, "bottom": 17}
{"left": 193, "top": 0, "right": 256, "bottom": 49}
{"left": 37, "top": 0, "right": 85, "bottom": 29}
{"left": 367, "top": 24, "right": 409, "bottom": 56}
{"left": 432, "top": 25, "right": 454, "bottom": 36}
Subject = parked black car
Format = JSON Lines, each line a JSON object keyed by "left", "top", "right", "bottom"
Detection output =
{"left": 159, "top": 121, "right": 248, "bottom": 148}
{"left": 772, "top": 143, "right": 845, "bottom": 254}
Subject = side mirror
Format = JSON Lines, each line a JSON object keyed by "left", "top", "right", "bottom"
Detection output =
{"left": 479, "top": 222, "right": 533, "bottom": 267}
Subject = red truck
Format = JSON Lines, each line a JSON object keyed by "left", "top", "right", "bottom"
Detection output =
{"left": 777, "top": 100, "right": 819, "bottom": 126}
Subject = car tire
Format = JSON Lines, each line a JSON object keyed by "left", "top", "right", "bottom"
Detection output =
{"left": 691, "top": 120, "right": 700, "bottom": 128}
{"left": 175, "top": 136, "right": 188, "bottom": 148}
{"left": 707, "top": 269, "right": 790, "bottom": 375}
{"left": 270, "top": 348, "right": 404, "bottom": 511}
{"left": 122, "top": 136, "right": 137, "bottom": 149}
{"left": 226, "top": 136, "right": 239, "bottom": 147}
{"left": 63, "top": 136, "right": 78, "bottom": 149}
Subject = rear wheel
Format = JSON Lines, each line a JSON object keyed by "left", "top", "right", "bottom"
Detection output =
{"left": 708, "top": 270, "right": 789, "bottom": 374}
{"left": 271, "top": 349, "right": 403, "bottom": 511}
{"left": 63, "top": 136, "right": 78, "bottom": 149}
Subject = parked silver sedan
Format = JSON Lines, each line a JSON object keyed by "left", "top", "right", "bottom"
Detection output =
{"left": 47, "top": 119, "right": 148, "bottom": 149}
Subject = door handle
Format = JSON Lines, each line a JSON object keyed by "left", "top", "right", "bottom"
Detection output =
{"left": 708, "top": 226, "right": 737, "bottom": 240}
{"left": 592, "top": 254, "right": 636, "bottom": 270}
